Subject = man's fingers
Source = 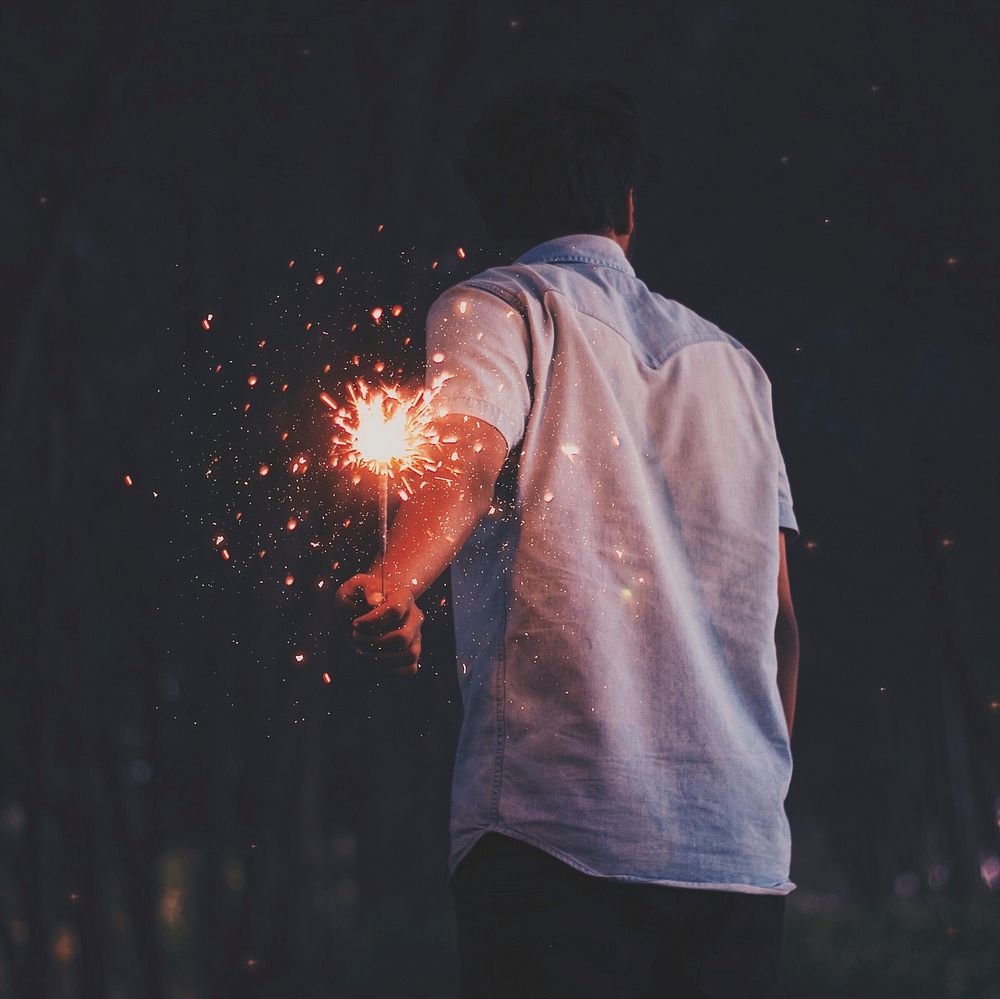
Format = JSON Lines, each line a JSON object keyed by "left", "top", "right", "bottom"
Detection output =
{"left": 354, "top": 626, "right": 414, "bottom": 653}
{"left": 353, "top": 590, "right": 411, "bottom": 633}
{"left": 335, "top": 574, "right": 372, "bottom": 619}
{"left": 360, "top": 643, "right": 419, "bottom": 669}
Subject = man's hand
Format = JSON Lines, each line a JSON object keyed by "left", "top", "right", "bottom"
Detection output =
{"left": 334, "top": 573, "right": 423, "bottom": 677}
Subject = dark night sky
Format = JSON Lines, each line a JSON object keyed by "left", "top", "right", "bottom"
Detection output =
{"left": 3, "top": 0, "right": 1000, "bottom": 993}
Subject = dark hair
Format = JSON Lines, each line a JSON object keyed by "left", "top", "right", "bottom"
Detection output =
{"left": 457, "top": 77, "right": 662, "bottom": 247}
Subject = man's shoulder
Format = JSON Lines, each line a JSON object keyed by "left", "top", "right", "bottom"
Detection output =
{"left": 432, "top": 265, "right": 533, "bottom": 317}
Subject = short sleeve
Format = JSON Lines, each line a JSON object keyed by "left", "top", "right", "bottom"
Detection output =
{"left": 777, "top": 446, "right": 800, "bottom": 536}
{"left": 424, "top": 283, "right": 531, "bottom": 456}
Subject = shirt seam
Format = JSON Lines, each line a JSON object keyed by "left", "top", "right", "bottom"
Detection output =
{"left": 536, "top": 285, "right": 731, "bottom": 370}
{"left": 523, "top": 253, "right": 634, "bottom": 276}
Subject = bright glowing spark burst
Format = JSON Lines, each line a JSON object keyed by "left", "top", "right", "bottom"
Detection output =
{"left": 322, "top": 378, "right": 449, "bottom": 486}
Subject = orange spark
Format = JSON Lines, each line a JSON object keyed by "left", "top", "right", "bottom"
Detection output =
{"left": 391, "top": 304, "right": 403, "bottom": 317}
{"left": 247, "top": 374, "right": 257, "bottom": 386}
{"left": 322, "top": 672, "right": 332, "bottom": 684}
{"left": 457, "top": 246, "right": 466, "bottom": 258}
{"left": 314, "top": 273, "right": 325, "bottom": 285}
{"left": 124, "top": 474, "right": 133, "bottom": 487}
{"left": 259, "top": 464, "right": 270, "bottom": 476}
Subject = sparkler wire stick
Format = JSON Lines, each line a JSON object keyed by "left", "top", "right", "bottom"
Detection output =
{"left": 379, "top": 471, "right": 388, "bottom": 595}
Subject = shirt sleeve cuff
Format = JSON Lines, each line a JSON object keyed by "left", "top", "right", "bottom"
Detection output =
{"left": 432, "top": 393, "right": 523, "bottom": 456}
{"left": 779, "top": 502, "right": 800, "bottom": 537}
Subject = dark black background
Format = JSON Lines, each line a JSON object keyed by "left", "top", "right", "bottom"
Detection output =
{"left": 3, "top": 1, "right": 999, "bottom": 996}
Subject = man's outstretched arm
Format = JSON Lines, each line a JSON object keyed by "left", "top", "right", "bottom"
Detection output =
{"left": 334, "top": 413, "right": 508, "bottom": 675}
{"left": 775, "top": 530, "right": 799, "bottom": 738}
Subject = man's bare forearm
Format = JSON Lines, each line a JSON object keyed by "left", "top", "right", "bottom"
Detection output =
{"left": 367, "top": 415, "right": 507, "bottom": 601}
{"left": 775, "top": 617, "right": 799, "bottom": 739}
{"left": 371, "top": 471, "right": 492, "bottom": 600}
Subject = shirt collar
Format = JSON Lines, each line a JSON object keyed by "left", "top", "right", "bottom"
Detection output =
{"left": 513, "top": 232, "right": 635, "bottom": 277}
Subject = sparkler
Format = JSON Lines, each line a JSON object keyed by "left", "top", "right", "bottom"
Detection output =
{"left": 322, "top": 377, "right": 449, "bottom": 592}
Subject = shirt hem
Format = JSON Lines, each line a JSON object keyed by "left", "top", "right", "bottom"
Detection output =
{"left": 456, "top": 823, "right": 795, "bottom": 896}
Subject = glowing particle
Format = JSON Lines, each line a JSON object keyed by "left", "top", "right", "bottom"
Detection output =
{"left": 431, "top": 260, "right": 439, "bottom": 270}
{"left": 259, "top": 464, "right": 269, "bottom": 476}
{"left": 235, "top": 512, "right": 242, "bottom": 521}
{"left": 391, "top": 304, "right": 403, "bottom": 317}
{"left": 306, "top": 322, "right": 313, "bottom": 330}
{"left": 294, "top": 652, "right": 306, "bottom": 663}
{"left": 473, "top": 442, "right": 483, "bottom": 453}
{"left": 335, "top": 265, "right": 342, "bottom": 274}
{"left": 314, "top": 273, "right": 325, "bottom": 285}
{"left": 352, "top": 355, "right": 360, "bottom": 366}
{"left": 371, "top": 306, "right": 383, "bottom": 323}
{"left": 377, "top": 223, "right": 384, "bottom": 233}
{"left": 247, "top": 374, "right": 258, "bottom": 386}
{"left": 243, "top": 403, "right": 251, "bottom": 412}
{"left": 221, "top": 548, "right": 231, "bottom": 561}
{"left": 287, "top": 518, "right": 298, "bottom": 531}
{"left": 403, "top": 336, "right": 411, "bottom": 346}
{"left": 214, "top": 364, "right": 222, "bottom": 373}
{"left": 288, "top": 259, "right": 295, "bottom": 268}
{"left": 543, "top": 491, "right": 554, "bottom": 503}
{"left": 560, "top": 443, "right": 581, "bottom": 460}
{"left": 611, "top": 434, "right": 620, "bottom": 447}
{"left": 456, "top": 246, "right": 466, "bottom": 259}
{"left": 374, "top": 361, "right": 385, "bottom": 373}
{"left": 621, "top": 588, "right": 633, "bottom": 602}
{"left": 317, "top": 579, "right": 325, "bottom": 588}
{"left": 941, "top": 537, "right": 954, "bottom": 548}
{"left": 124, "top": 474, "right": 133, "bottom": 487}
{"left": 285, "top": 574, "right": 295, "bottom": 586}
{"left": 322, "top": 672, "right": 332, "bottom": 684}
{"left": 458, "top": 299, "right": 468, "bottom": 315}
{"left": 432, "top": 352, "right": 444, "bottom": 363}
{"left": 214, "top": 535, "right": 225, "bottom": 546}
{"left": 202, "top": 317, "right": 211, "bottom": 331}
{"left": 342, "top": 519, "right": 351, "bottom": 528}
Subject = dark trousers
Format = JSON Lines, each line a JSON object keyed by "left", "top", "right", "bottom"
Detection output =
{"left": 450, "top": 833, "right": 786, "bottom": 999}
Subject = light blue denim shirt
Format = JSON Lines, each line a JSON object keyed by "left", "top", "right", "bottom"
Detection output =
{"left": 425, "top": 233, "right": 799, "bottom": 894}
